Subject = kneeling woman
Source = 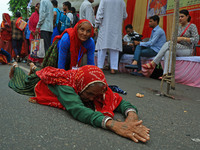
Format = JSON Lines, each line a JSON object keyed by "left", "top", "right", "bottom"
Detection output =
{"left": 42, "top": 19, "right": 95, "bottom": 70}
{"left": 9, "top": 63, "right": 150, "bottom": 143}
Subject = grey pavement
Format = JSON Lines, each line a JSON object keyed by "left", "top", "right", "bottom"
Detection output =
{"left": 0, "top": 63, "right": 200, "bottom": 150}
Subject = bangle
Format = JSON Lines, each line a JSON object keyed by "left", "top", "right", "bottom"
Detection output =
{"left": 125, "top": 108, "right": 136, "bottom": 117}
{"left": 102, "top": 116, "right": 113, "bottom": 129}
{"left": 184, "top": 37, "right": 187, "bottom": 41}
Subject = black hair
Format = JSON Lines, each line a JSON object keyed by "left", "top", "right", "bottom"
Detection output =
{"left": 179, "top": 9, "right": 191, "bottom": 22}
{"left": 15, "top": 11, "right": 21, "bottom": 18}
{"left": 63, "top": 1, "right": 71, "bottom": 10}
{"left": 71, "top": 7, "right": 76, "bottom": 13}
{"left": 125, "top": 24, "right": 133, "bottom": 30}
{"left": 149, "top": 15, "right": 160, "bottom": 24}
{"left": 51, "top": 0, "right": 58, "bottom": 7}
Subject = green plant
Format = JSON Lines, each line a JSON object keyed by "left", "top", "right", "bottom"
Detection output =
{"left": 8, "top": 0, "right": 35, "bottom": 19}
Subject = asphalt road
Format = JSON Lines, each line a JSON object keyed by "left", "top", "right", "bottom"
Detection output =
{"left": 0, "top": 63, "right": 200, "bottom": 150}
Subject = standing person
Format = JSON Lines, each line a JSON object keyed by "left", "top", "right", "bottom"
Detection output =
{"left": 35, "top": 0, "right": 54, "bottom": 53}
{"left": 28, "top": 3, "right": 43, "bottom": 64}
{"left": 95, "top": 0, "right": 128, "bottom": 74}
{"left": 125, "top": 15, "right": 166, "bottom": 76}
{"left": 24, "top": 19, "right": 31, "bottom": 55}
{"left": 142, "top": 10, "right": 199, "bottom": 77}
{"left": 71, "top": 7, "right": 79, "bottom": 27}
{"left": 80, "top": 0, "right": 95, "bottom": 26}
{"left": 51, "top": 0, "right": 61, "bottom": 43}
{"left": 63, "top": 1, "right": 73, "bottom": 27}
{"left": 11, "top": 12, "right": 24, "bottom": 62}
{"left": 0, "top": 13, "right": 12, "bottom": 62}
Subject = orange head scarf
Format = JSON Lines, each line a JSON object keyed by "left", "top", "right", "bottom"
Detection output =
{"left": 36, "top": 65, "right": 122, "bottom": 117}
{"left": 53, "top": 19, "right": 94, "bottom": 69}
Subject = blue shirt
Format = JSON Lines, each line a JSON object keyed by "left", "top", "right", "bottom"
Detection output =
{"left": 140, "top": 25, "right": 166, "bottom": 53}
{"left": 57, "top": 33, "right": 95, "bottom": 69}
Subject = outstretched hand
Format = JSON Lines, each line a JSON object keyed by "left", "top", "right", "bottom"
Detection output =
{"left": 106, "top": 112, "right": 150, "bottom": 143}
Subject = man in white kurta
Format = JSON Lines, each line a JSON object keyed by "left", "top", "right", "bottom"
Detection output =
{"left": 95, "top": 0, "right": 127, "bottom": 73}
{"left": 80, "top": 0, "right": 95, "bottom": 26}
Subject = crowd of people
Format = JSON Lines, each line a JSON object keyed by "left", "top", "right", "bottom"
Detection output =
{"left": 1, "top": 0, "right": 199, "bottom": 143}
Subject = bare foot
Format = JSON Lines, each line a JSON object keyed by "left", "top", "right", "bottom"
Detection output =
{"left": 131, "top": 60, "right": 138, "bottom": 65}
{"left": 110, "top": 69, "right": 116, "bottom": 74}
{"left": 9, "top": 62, "right": 18, "bottom": 79}
{"left": 28, "top": 63, "right": 37, "bottom": 76}
{"left": 28, "top": 98, "right": 37, "bottom": 103}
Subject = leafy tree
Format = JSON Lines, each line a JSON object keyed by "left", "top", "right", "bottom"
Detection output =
{"left": 8, "top": 0, "right": 35, "bottom": 19}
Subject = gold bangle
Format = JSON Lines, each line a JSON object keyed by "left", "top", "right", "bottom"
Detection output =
{"left": 184, "top": 37, "right": 187, "bottom": 41}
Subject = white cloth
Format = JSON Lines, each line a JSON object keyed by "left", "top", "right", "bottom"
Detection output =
{"left": 95, "top": 0, "right": 127, "bottom": 52}
{"left": 67, "top": 12, "right": 74, "bottom": 26}
{"left": 79, "top": 0, "right": 95, "bottom": 25}
{"left": 123, "top": 31, "right": 138, "bottom": 45}
{"left": 97, "top": 49, "right": 119, "bottom": 70}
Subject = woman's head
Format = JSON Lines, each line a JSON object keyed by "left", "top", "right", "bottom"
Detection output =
{"left": 179, "top": 9, "right": 191, "bottom": 24}
{"left": 77, "top": 21, "right": 93, "bottom": 42}
{"left": 75, "top": 65, "right": 107, "bottom": 100}
{"left": 35, "top": 3, "right": 40, "bottom": 13}
{"left": 2, "top": 13, "right": 11, "bottom": 26}
{"left": 79, "top": 82, "right": 107, "bottom": 102}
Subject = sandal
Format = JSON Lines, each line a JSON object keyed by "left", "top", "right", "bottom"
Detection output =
{"left": 142, "top": 62, "right": 155, "bottom": 69}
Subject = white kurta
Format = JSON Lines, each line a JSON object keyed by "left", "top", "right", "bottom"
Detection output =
{"left": 95, "top": 0, "right": 127, "bottom": 52}
{"left": 79, "top": 0, "right": 95, "bottom": 25}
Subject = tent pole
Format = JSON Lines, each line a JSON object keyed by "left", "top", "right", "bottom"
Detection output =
{"left": 160, "top": 0, "right": 179, "bottom": 98}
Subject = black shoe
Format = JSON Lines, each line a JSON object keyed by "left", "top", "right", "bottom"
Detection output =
{"left": 130, "top": 72, "right": 144, "bottom": 77}
{"left": 125, "top": 64, "right": 138, "bottom": 69}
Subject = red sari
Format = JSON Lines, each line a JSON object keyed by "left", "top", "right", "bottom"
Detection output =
{"left": 32, "top": 65, "right": 122, "bottom": 118}
{"left": 0, "top": 13, "right": 12, "bottom": 59}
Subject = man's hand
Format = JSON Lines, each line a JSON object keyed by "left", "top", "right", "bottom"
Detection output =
{"left": 106, "top": 119, "right": 150, "bottom": 143}
{"left": 134, "top": 41, "right": 140, "bottom": 45}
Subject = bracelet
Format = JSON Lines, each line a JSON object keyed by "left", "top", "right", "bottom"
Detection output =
{"left": 102, "top": 116, "right": 113, "bottom": 129}
{"left": 184, "top": 37, "right": 187, "bottom": 41}
{"left": 125, "top": 108, "right": 136, "bottom": 117}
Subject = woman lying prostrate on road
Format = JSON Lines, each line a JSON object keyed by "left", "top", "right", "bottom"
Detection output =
{"left": 42, "top": 19, "right": 95, "bottom": 70}
{"left": 8, "top": 63, "right": 150, "bottom": 143}
{"left": 142, "top": 9, "right": 199, "bottom": 79}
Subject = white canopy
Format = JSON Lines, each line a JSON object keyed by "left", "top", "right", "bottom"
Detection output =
{"left": 30, "top": 0, "right": 100, "bottom": 11}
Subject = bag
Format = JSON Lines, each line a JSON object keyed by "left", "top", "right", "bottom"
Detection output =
{"left": 57, "top": 9, "right": 70, "bottom": 34}
{"left": 16, "top": 17, "right": 27, "bottom": 31}
{"left": 30, "top": 37, "right": 45, "bottom": 58}
{"left": 72, "top": 14, "right": 79, "bottom": 27}
{"left": 150, "top": 63, "right": 163, "bottom": 79}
